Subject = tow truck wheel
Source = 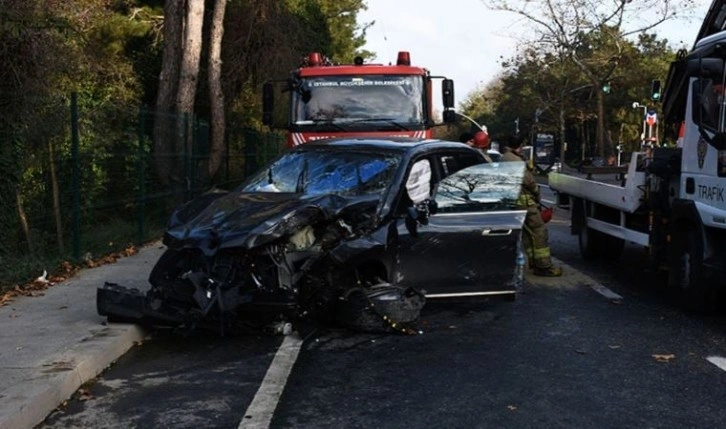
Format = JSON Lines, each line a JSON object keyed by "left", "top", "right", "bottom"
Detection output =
{"left": 669, "top": 227, "right": 715, "bottom": 312}
{"left": 601, "top": 235, "right": 624, "bottom": 260}
{"left": 578, "top": 227, "right": 603, "bottom": 260}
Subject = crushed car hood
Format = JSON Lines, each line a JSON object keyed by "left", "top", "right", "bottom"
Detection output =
{"left": 163, "top": 190, "right": 379, "bottom": 254}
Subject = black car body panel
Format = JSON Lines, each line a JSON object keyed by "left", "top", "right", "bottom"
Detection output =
{"left": 164, "top": 192, "right": 370, "bottom": 254}
{"left": 97, "top": 137, "right": 527, "bottom": 334}
{"left": 398, "top": 211, "right": 525, "bottom": 296}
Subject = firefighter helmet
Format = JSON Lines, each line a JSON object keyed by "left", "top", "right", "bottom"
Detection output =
{"left": 473, "top": 131, "right": 489, "bottom": 148}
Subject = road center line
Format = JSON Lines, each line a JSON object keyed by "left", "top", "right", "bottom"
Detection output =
{"left": 239, "top": 333, "right": 304, "bottom": 429}
{"left": 706, "top": 356, "right": 726, "bottom": 372}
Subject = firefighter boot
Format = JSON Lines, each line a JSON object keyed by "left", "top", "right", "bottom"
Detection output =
{"left": 532, "top": 266, "right": 563, "bottom": 277}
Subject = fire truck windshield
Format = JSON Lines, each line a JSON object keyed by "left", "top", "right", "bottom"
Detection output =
{"left": 293, "top": 75, "right": 425, "bottom": 126}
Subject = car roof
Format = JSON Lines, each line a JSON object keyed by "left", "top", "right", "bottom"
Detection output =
{"left": 295, "top": 136, "right": 477, "bottom": 154}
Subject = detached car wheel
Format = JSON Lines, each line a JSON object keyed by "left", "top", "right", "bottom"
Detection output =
{"left": 336, "top": 284, "right": 425, "bottom": 333}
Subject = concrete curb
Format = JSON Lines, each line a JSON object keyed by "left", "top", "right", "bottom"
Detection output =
{"left": 0, "top": 323, "right": 147, "bottom": 429}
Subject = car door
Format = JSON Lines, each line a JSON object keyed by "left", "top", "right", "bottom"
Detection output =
{"left": 396, "top": 153, "right": 527, "bottom": 297}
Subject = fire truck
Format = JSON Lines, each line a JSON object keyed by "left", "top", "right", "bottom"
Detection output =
{"left": 262, "top": 51, "right": 457, "bottom": 147}
{"left": 548, "top": 0, "right": 726, "bottom": 311}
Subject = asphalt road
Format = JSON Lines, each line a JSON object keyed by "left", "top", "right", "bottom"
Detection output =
{"left": 38, "top": 186, "right": 726, "bottom": 429}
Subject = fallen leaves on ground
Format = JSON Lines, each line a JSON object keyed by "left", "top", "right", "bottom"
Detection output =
{"left": 652, "top": 353, "right": 676, "bottom": 363}
{"left": 77, "top": 388, "right": 94, "bottom": 401}
{"left": 0, "top": 244, "right": 139, "bottom": 307}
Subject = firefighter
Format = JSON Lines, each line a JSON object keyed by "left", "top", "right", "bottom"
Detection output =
{"left": 460, "top": 131, "right": 493, "bottom": 163}
{"left": 502, "top": 135, "right": 562, "bottom": 277}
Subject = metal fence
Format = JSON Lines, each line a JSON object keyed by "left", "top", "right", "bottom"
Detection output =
{"left": 0, "top": 94, "right": 285, "bottom": 289}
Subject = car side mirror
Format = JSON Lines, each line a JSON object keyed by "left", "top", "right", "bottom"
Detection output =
{"left": 405, "top": 206, "right": 419, "bottom": 237}
{"left": 427, "top": 198, "right": 438, "bottom": 216}
{"left": 404, "top": 199, "right": 435, "bottom": 236}
{"left": 442, "top": 79, "right": 455, "bottom": 108}
{"left": 443, "top": 109, "right": 456, "bottom": 124}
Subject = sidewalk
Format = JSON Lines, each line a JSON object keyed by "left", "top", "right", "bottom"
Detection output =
{"left": 0, "top": 242, "right": 167, "bottom": 429}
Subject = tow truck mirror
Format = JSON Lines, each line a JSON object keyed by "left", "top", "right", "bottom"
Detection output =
{"left": 262, "top": 82, "right": 274, "bottom": 126}
{"left": 442, "top": 79, "right": 455, "bottom": 108}
{"left": 687, "top": 58, "right": 723, "bottom": 78}
{"left": 443, "top": 109, "right": 456, "bottom": 124}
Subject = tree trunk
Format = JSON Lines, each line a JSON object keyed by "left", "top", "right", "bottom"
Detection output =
{"left": 208, "top": 0, "right": 227, "bottom": 182}
{"left": 176, "top": 0, "right": 204, "bottom": 120}
{"left": 153, "top": 0, "right": 184, "bottom": 187}
{"left": 48, "top": 140, "right": 64, "bottom": 254}
{"left": 15, "top": 185, "right": 32, "bottom": 256}
{"left": 175, "top": 0, "right": 205, "bottom": 188}
{"left": 559, "top": 99, "right": 566, "bottom": 169}
{"left": 596, "top": 88, "right": 606, "bottom": 158}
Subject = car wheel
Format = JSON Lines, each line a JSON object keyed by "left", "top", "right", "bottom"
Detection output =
{"left": 336, "top": 283, "right": 425, "bottom": 333}
{"left": 601, "top": 234, "right": 624, "bottom": 261}
{"left": 578, "top": 226, "right": 603, "bottom": 260}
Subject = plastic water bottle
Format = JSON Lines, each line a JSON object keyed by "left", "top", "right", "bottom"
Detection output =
{"left": 514, "top": 250, "right": 526, "bottom": 291}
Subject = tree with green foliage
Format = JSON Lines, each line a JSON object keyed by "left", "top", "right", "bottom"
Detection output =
{"left": 481, "top": 0, "right": 699, "bottom": 158}
{"left": 152, "top": 0, "right": 372, "bottom": 185}
{"left": 0, "top": 0, "right": 162, "bottom": 289}
{"left": 462, "top": 28, "right": 677, "bottom": 164}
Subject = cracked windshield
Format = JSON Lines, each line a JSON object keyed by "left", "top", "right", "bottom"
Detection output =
{"left": 242, "top": 150, "right": 402, "bottom": 197}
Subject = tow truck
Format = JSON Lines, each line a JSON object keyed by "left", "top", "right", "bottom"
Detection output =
{"left": 548, "top": 0, "right": 726, "bottom": 310}
{"left": 262, "top": 51, "right": 457, "bottom": 147}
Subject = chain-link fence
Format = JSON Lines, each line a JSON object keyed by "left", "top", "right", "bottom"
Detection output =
{"left": 0, "top": 94, "right": 285, "bottom": 291}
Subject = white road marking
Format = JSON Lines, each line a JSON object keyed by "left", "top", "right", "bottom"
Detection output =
{"left": 533, "top": 258, "right": 624, "bottom": 302}
{"left": 706, "top": 356, "right": 726, "bottom": 372}
{"left": 239, "top": 333, "right": 304, "bottom": 429}
{"left": 588, "top": 282, "right": 623, "bottom": 301}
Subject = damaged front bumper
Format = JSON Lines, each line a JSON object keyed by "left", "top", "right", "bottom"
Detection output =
{"left": 97, "top": 280, "right": 425, "bottom": 335}
{"left": 97, "top": 282, "right": 298, "bottom": 331}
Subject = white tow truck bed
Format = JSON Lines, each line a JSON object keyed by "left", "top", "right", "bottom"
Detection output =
{"left": 548, "top": 152, "right": 652, "bottom": 247}
{"left": 548, "top": 152, "right": 648, "bottom": 213}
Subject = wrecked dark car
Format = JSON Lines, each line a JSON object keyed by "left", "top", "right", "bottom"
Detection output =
{"left": 97, "top": 137, "right": 527, "bottom": 334}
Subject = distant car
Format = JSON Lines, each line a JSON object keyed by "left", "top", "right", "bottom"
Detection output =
{"left": 487, "top": 149, "right": 502, "bottom": 162}
{"left": 98, "top": 137, "right": 527, "bottom": 333}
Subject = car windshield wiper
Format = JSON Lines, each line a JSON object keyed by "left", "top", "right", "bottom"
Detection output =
{"left": 298, "top": 119, "right": 348, "bottom": 132}
{"left": 295, "top": 160, "right": 308, "bottom": 193}
{"left": 345, "top": 118, "right": 410, "bottom": 131}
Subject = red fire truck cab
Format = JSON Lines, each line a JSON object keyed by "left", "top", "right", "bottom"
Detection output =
{"left": 262, "top": 51, "right": 456, "bottom": 147}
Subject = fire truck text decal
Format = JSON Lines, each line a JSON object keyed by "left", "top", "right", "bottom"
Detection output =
{"left": 310, "top": 79, "right": 406, "bottom": 87}
{"left": 697, "top": 184, "right": 725, "bottom": 202}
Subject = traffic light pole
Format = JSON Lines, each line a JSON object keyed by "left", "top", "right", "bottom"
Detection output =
{"left": 632, "top": 102, "right": 648, "bottom": 148}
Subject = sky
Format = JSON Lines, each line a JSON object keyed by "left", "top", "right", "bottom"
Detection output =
{"left": 358, "top": 0, "right": 714, "bottom": 109}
